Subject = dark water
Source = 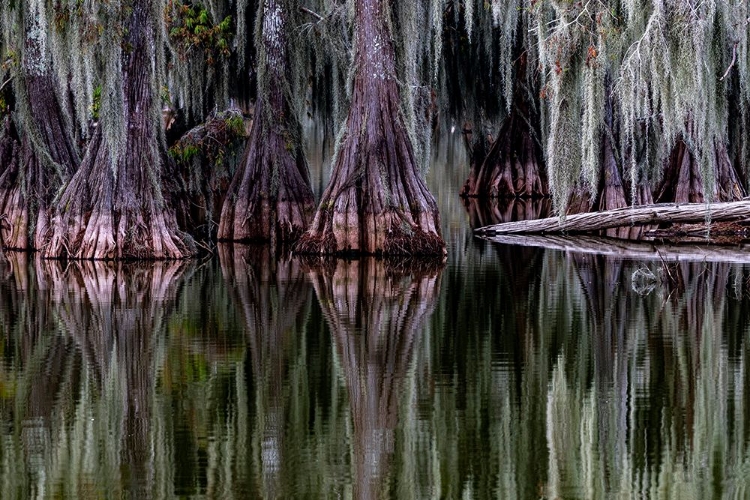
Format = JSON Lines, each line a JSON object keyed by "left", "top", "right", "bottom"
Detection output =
{"left": 2, "top": 135, "right": 750, "bottom": 499}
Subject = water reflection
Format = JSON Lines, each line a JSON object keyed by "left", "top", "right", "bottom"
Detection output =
{"left": 305, "top": 257, "right": 443, "bottom": 499}
{"left": 219, "top": 244, "right": 314, "bottom": 498}
{"left": 2, "top": 239, "right": 750, "bottom": 497}
{"left": 420, "top": 246, "right": 750, "bottom": 498}
{"left": 0, "top": 256, "right": 187, "bottom": 498}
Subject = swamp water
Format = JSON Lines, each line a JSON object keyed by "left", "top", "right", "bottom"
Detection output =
{"left": 1, "top": 135, "right": 750, "bottom": 498}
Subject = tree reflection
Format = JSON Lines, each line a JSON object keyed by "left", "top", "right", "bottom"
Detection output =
{"left": 219, "top": 243, "right": 314, "bottom": 498}
{"left": 0, "top": 257, "right": 187, "bottom": 498}
{"left": 305, "top": 257, "right": 443, "bottom": 500}
{"left": 534, "top": 251, "right": 750, "bottom": 497}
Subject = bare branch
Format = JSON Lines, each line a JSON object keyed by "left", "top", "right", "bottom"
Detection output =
{"left": 299, "top": 6, "right": 324, "bottom": 22}
{"left": 0, "top": 76, "right": 12, "bottom": 94}
{"left": 720, "top": 42, "right": 738, "bottom": 81}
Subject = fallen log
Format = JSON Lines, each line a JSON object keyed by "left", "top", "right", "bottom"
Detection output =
{"left": 474, "top": 201, "right": 750, "bottom": 236}
{"left": 479, "top": 233, "right": 750, "bottom": 264}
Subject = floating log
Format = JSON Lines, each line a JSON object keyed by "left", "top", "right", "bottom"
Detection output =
{"left": 480, "top": 233, "right": 750, "bottom": 263}
{"left": 475, "top": 201, "right": 750, "bottom": 236}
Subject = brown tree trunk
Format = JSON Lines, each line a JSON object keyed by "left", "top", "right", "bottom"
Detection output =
{"left": 655, "top": 139, "right": 745, "bottom": 204}
{"left": 461, "top": 53, "right": 548, "bottom": 199}
{"left": 0, "top": 116, "right": 24, "bottom": 249}
{"left": 567, "top": 89, "right": 627, "bottom": 215}
{"left": 0, "top": 10, "right": 79, "bottom": 251}
{"left": 295, "top": 0, "right": 445, "bottom": 256}
{"left": 459, "top": 122, "right": 492, "bottom": 196}
{"left": 218, "top": 0, "right": 315, "bottom": 245}
{"left": 44, "top": 1, "right": 194, "bottom": 260}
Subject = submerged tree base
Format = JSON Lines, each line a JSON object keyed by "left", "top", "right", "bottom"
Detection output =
{"left": 44, "top": 129, "right": 196, "bottom": 261}
{"left": 295, "top": 208, "right": 445, "bottom": 257}
{"left": 460, "top": 108, "right": 548, "bottom": 199}
{"left": 656, "top": 139, "right": 745, "bottom": 204}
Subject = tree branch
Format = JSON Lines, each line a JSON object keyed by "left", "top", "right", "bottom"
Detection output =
{"left": 299, "top": 6, "right": 324, "bottom": 22}
{"left": 720, "top": 42, "right": 738, "bottom": 81}
{"left": 0, "top": 76, "right": 12, "bottom": 94}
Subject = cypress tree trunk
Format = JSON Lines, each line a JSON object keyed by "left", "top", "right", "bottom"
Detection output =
{"left": 460, "top": 106, "right": 548, "bottom": 198}
{"left": 295, "top": 0, "right": 445, "bottom": 256}
{"left": 0, "top": 116, "right": 23, "bottom": 249}
{"left": 0, "top": 11, "right": 79, "bottom": 251}
{"left": 218, "top": 0, "right": 315, "bottom": 244}
{"left": 655, "top": 139, "right": 745, "bottom": 204}
{"left": 44, "top": 1, "right": 194, "bottom": 260}
{"left": 567, "top": 89, "right": 627, "bottom": 215}
{"left": 461, "top": 56, "right": 548, "bottom": 199}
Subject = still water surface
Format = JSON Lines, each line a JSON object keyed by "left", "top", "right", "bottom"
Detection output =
{"left": 1, "top": 135, "right": 750, "bottom": 498}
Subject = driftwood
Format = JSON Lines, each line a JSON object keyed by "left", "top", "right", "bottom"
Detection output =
{"left": 480, "top": 233, "right": 750, "bottom": 263}
{"left": 475, "top": 201, "right": 750, "bottom": 236}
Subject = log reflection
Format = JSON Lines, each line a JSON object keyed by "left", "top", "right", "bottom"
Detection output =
{"left": 219, "top": 243, "right": 313, "bottom": 498}
{"left": 537, "top": 248, "right": 748, "bottom": 497}
{"left": 305, "top": 257, "right": 443, "bottom": 500}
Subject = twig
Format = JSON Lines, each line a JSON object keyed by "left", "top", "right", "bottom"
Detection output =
{"left": 195, "top": 238, "right": 215, "bottom": 256}
{"left": 0, "top": 76, "right": 11, "bottom": 94}
{"left": 720, "top": 42, "right": 738, "bottom": 81}
{"left": 299, "top": 6, "right": 324, "bottom": 22}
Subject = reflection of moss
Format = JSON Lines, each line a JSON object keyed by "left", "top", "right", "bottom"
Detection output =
{"left": 0, "top": 378, "right": 16, "bottom": 400}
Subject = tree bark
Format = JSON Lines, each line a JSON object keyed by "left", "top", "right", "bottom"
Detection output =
{"left": 218, "top": 0, "right": 315, "bottom": 245}
{"left": 295, "top": 0, "right": 445, "bottom": 256}
{"left": 461, "top": 107, "right": 548, "bottom": 198}
{"left": 567, "top": 87, "right": 628, "bottom": 215}
{"left": 461, "top": 55, "right": 548, "bottom": 199}
{"left": 655, "top": 139, "right": 745, "bottom": 204}
{"left": 44, "top": 1, "right": 195, "bottom": 260}
{"left": 0, "top": 10, "right": 80, "bottom": 251}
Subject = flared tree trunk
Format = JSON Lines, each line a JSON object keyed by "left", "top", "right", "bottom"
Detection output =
{"left": 461, "top": 55, "right": 548, "bottom": 199}
{"left": 218, "top": 0, "right": 315, "bottom": 245}
{"left": 44, "top": 1, "right": 194, "bottom": 260}
{"left": 461, "top": 108, "right": 548, "bottom": 198}
{"left": 655, "top": 139, "right": 745, "bottom": 204}
{"left": 295, "top": 0, "right": 445, "bottom": 256}
{"left": 567, "top": 89, "right": 629, "bottom": 215}
{"left": 0, "top": 10, "right": 79, "bottom": 251}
